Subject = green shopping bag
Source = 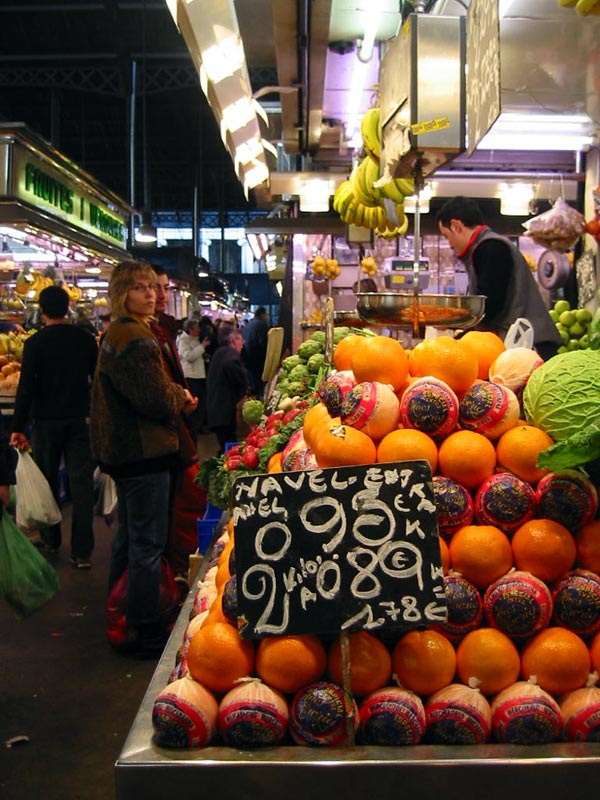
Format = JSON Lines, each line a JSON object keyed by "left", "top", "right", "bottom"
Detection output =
{"left": 0, "top": 510, "right": 60, "bottom": 619}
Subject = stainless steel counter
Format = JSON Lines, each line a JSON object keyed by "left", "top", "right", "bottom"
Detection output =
{"left": 116, "top": 557, "right": 600, "bottom": 800}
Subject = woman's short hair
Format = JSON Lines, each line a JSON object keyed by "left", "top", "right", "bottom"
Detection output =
{"left": 109, "top": 259, "right": 156, "bottom": 319}
{"left": 183, "top": 317, "right": 200, "bottom": 334}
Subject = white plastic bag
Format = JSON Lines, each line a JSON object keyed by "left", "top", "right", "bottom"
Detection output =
{"left": 504, "top": 318, "right": 534, "bottom": 350}
{"left": 94, "top": 471, "right": 118, "bottom": 519}
{"left": 15, "top": 451, "right": 62, "bottom": 531}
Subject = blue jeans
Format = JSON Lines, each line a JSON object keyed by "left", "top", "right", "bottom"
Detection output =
{"left": 31, "top": 417, "right": 95, "bottom": 559}
{"left": 110, "top": 471, "right": 170, "bottom": 629}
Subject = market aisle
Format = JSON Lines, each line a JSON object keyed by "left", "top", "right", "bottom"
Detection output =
{"left": 0, "top": 434, "right": 219, "bottom": 800}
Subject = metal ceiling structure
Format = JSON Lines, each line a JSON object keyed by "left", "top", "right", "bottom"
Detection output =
{"left": 0, "top": 1, "right": 599, "bottom": 223}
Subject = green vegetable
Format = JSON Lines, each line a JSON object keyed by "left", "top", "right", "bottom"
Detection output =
{"left": 537, "top": 420, "right": 600, "bottom": 470}
{"left": 288, "top": 364, "right": 309, "bottom": 382}
{"left": 282, "top": 354, "right": 302, "bottom": 372}
{"left": 307, "top": 352, "right": 326, "bottom": 374}
{"left": 523, "top": 349, "right": 600, "bottom": 443}
{"left": 297, "top": 339, "right": 323, "bottom": 360}
{"left": 333, "top": 326, "right": 351, "bottom": 344}
{"left": 310, "top": 330, "right": 326, "bottom": 345}
{"left": 241, "top": 398, "right": 264, "bottom": 425}
{"left": 287, "top": 380, "right": 307, "bottom": 396}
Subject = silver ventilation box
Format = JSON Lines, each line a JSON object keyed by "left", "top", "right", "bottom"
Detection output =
{"left": 379, "top": 14, "right": 466, "bottom": 179}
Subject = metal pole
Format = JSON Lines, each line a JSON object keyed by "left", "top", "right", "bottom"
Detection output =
{"left": 129, "top": 59, "right": 137, "bottom": 246}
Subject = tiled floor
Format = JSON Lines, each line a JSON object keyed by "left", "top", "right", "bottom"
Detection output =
{"left": 0, "top": 434, "right": 219, "bottom": 800}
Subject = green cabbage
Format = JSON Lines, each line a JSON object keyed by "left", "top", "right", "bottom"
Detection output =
{"left": 523, "top": 349, "right": 600, "bottom": 443}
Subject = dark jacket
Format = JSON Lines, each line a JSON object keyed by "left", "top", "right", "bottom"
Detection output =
{"left": 12, "top": 323, "right": 98, "bottom": 431}
{"left": 461, "top": 226, "right": 562, "bottom": 358}
{"left": 206, "top": 344, "right": 249, "bottom": 429}
{"left": 90, "top": 317, "right": 187, "bottom": 477}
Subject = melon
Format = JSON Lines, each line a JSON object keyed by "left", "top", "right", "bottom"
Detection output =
{"left": 491, "top": 681, "right": 561, "bottom": 744}
{"left": 552, "top": 569, "right": 600, "bottom": 637}
{"left": 535, "top": 470, "right": 599, "bottom": 530}
{"left": 560, "top": 686, "right": 600, "bottom": 742}
{"left": 399, "top": 376, "right": 459, "bottom": 440}
{"left": 483, "top": 570, "right": 553, "bottom": 639}
{"left": 424, "top": 683, "right": 492, "bottom": 745}
{"left": 358, "top": 686, "right": 426, "bottom": 745}
{"left": 474, "top": 472, "right": 537, "bottom": 534}
{"left": 218, "top": 678, "right": 289, "bottom": 748}
{"left": 432, "top": 476, "right": 474, "bottom": 538}
{"left": 318, "top": 370, "right": 356, "bottom": 416}
{"left": 458, "top": 381, "right": 520, "bottom": 440}
{"left": 290, "top": 681, "right": 359, "bottom": 746}
{"left": 433, "top": 574, "right": 483, "bottom": 642}
{"left": 340, "top": 381, "right": 400, "bottom": 440}
{"left": 152, "top": 675, "right": 219, "bottom": 748}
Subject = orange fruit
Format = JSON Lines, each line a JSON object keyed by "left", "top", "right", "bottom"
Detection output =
{"left": 439, "top": 536, "right": 450, "bottom": 573}
{"left": 256, "top": 633, "right": 327, "bottom": 694}
{"left": 392, "top": 629, "right": 456, "bottom": 695}
{"left": 456, "top": 628, "right": 521, "bottom": 695}
{"left": 448, "top": 524, "right": 513, "bottom": 589}
{"left": 333, "top": 333, "right": 363, "bottom": 371}
{"left": 267, "top": 452, "right": 283, "bottom": 473}
{"left": 590, "top": 630, "right": 600, "bottom": 673}
{"left": 576, "top": 520, "right": 600, "bottom": 573}
{"left": 187, "top": 621, "right": 255, "bottom": 693}
{"left": 311, "top": 422, "right": 376, "bottom": 468}
{"left": 328, "top": 630, "right": 392, "bottom": 695}
{"left": 511, "top": 518, "right": 576, "bottom": 583}
{"left": 350, "top": 335, "right": 410, "bottom": 392}
{"left": 521, "top": 627, "right": 592, "bottom": 694}
{"left": 376, "top": 428, "right": 438, "bottom": 473}
{"left": 302, "top": 401, "right": 335, "bottom": 449}
{"left": 437, "top": 429, "right": 496, "bottom": 490}
{"left": 215, "top": 558, "right": 231, "bottom": 590}
{"left": 460, "top": 331, "right": 506, "bottom": 381}
{"left": 202, "top": 592, "right": 230, "bottom": 626}
{"left": 407, "top": 336, "right": 478, "bottom": 395}
{"left": 495, "top": 424, "right": 554, "bottom": 485}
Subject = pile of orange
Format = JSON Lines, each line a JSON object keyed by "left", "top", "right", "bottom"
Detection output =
{"left": 171, "top": 330, "right": 600, "bottom": 750}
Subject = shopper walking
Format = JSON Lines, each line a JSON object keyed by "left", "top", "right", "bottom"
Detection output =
{"left": 177, "top": 317, "right": 211, "bottom": 433}
{"left": 90, "top": 259, "right": 194, "bottom": 657}
{"left": 10, "top": 285, "right": 98, "bottom": 568}
{"left": 150, "top": 268, "right": 207, "bottom": 582}
{"left": 243, "top": 306, "right": 270, "bottom": 397}
{"left": 206, "top": 327, "right": 250, "bottom": 454}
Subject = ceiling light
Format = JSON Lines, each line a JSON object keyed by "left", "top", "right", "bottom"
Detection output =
{"left": 85, "top": 266, "right": 102, "bottom": 274}
{"left": 298, "top": 178, "right": 334, "bottom": 213}
{"left": 357, "top": 0, "right": 385, "bottom": 63}
{"left": 476, "top": 113, "right": 595, "bottom": 152}
{"left": 499, "top": 182, "right": 535, "bottom": 215}
{"left": 135, "top": 211, "right": 157, "bottom": 244}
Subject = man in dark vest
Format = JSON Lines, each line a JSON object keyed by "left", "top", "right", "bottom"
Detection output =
{"left": 436, "top": 196, "right": 562, "bottom": 361}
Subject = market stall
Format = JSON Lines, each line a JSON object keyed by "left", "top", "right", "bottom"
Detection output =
{"left": 0, "top": 123, "right": 131, "bottom": 328}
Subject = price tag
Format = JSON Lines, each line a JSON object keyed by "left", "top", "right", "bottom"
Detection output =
{"left": 232, "top": 461, "right": 447, "bottom": 639}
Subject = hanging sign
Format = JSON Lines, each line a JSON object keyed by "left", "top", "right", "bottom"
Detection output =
{"left": 232, "top": 461, "right": 447, "bottom": 640}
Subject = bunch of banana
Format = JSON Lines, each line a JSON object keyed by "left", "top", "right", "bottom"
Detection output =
{"left": 361, "top": 106, "right": 381, "bottom": 162}
{"left": 14, "top": 270, "right": 54, "bottom": 300}
{"left": 557, "top": 0, "right": 600, "bottom": 13}
{"left": 375, "top": 208, "right": 410, "bottom": 241}
{"left": 361, "top": 256, "right": 377, "bottom": 277}
{"left": 64, "top": 283, "right": 83, "bottom": 301}
{"left": 377, "top": 176, "right": 416, "bottom": 205}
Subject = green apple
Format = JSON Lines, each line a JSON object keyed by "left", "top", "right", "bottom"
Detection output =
{"left": 575, "top": 308, "right": 593, "bottom": 324}
{"left": 549, "top": 309, "right": 559, "bottom": 323}
{"left": 567, "top": 338, "right": 581, "bottom": 350}
{"left": 559, "top": 310, "right": 576, "bottom": 327}
{"left": 579, "top": 334, "right": 589, "bottom": 348}
{"left": 568, "top": 321, "right": 585, "bottom": 338}
{"left": 558, "top": 345, "right": 569, "bottom": 354}
{"left": 554, "top": 299, "right": 571, "bottom": 315}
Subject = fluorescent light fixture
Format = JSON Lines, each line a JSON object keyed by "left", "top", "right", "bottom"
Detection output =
{"left": 346, "top": 58, "right": 372, "bottom": 145}
{"left": 11, "top": 251, "right": 56, "bottom": 263}
{"left": 298, "top": 178, "right": 334, "bottom": 213}
{"left": 85, "top": 266, "right": 102, "bottom": 274}
{"left": 201, "top": 35, "right": 244, "bottom": 83}
{"left": 477, "top": 113, "right": 595, "bottom": 152}
{"left": 246, "top": 232, "right": 269, "bottom": 261}
{"left": 220, "top": 97, "right": 256, "bottom": 133}
{"left": 77, "top": 280, "right": 109, "bottom": 289}
{"left": 499, "top": 182, "right": 535, "bottom": 215}
{"left": 404, "top": 184, "right": 432, "bottom": 214}
{"left": 358, "top": 0, "right": 385, "bottom": 63}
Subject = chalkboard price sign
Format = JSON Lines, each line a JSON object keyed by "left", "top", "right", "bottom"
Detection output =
{"left": 232, "top": 461, "right": 447, "bottom": 640}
